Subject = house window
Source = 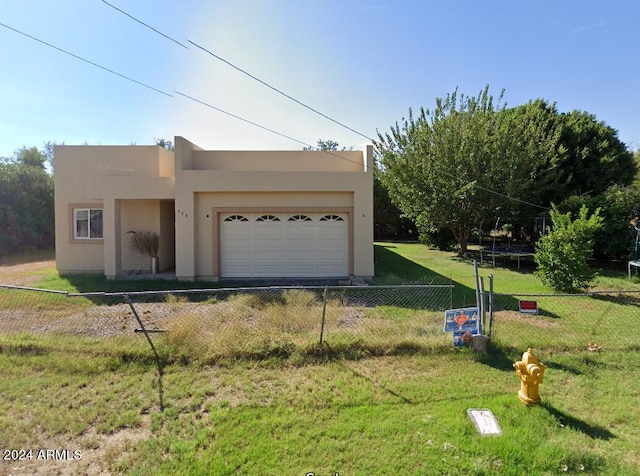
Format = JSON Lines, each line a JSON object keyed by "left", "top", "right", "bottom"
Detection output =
{"left": 288, "top": 215, "right": 312, "bottom": 222}
{"left": 320, "top": 214, "right": 344, "bottom": 222}
{"left": 256, "top": 215, "right": 280, "bottom": 222}
{"left": 74, "top": 208, "right": 103, "bottom": 239}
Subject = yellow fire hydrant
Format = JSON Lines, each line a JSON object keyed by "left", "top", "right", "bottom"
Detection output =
{"left": 513, "top": 348, "right": 546, "bottom": 405}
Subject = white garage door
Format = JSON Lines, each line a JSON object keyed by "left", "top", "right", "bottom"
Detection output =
{"left": 220, "top": 212, "right": 348, "bottom": 278}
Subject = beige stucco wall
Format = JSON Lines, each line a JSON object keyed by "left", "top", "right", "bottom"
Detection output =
{"left": 120, "top": 200, "right": 160, "bottom": 273}
{"left": 54, "top": 145, "right": 174, "bottom": 275}
{"left": 159, "top": 200, "right": 176, "bottom": 271}
{"left": 55, "top": 138, "right": 373, "bottom": 280}
{"left": 191, "top": 150, "right": 364, "bottom": 172}
{"left": 174, "top": 137, "right": 374, "bottom": 280}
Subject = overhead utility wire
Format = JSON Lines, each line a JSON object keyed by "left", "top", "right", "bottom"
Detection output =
{"left": 188, "top": 39, "right": 375, "bottom": 143}
{"left": 0, "top": 24, "right": 363, "bottom": 166}
{"left": 174, "top": 90, "right": 369, "bottom": 168}
{"left": 7, "top": 9, "right": 536, "bottom": 208}
{"left": 176, "top": 91, "right": 370, "bottom": 168}
{"left": 0, "top": 21, "right": 173, "bottom": 97}
{"left": 96, "top": 2, "right": 372, "bottom": 167}
{"left": 471, "top": 182, "right": 549, "bottom": 210}
{"left": 175, "top": 91, "right": 312, "bottom": 149}
{"left": 100, "top": 0, "right": 188, "bottom": 49}
{"left": 99, "top": 1, "right": 373, "bottom": 144}
{"left": 98, "top": 1, "right": 537, "bottom": 208}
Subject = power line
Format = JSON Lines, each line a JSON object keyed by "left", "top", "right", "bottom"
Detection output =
{"left": 97, "top": 2, "right": 374, "bottom": 144}
{"left": 470, "top": 182, "right": 550, "bottom": 210}
{"left": 91, "top": 2, "right": 377, "bottom": 162}
{"left": 92, "top": 3, "right": 374, "bottom": 165}
{"left": 100, "top": 0, "right": 188, "bottom": 49}
{"left": 174, "top": 91, "right": 312, "bottom": 148}
{"left": 174, "top": 90, "right": 369, "bottom": 167}
{"left": 2, "top": 15, "right": 541, "bottom": 209}
{"left": 188, "top": 39, "right": 375, "bottom": 143}
{"left": 0, "top": 19, "right": 366, "bottom": 166}
{"left": 107, "top": 4, "right": 538, "bottom": 207}
{"left": 0, "top": 21, "right": 173, "bottom": 97}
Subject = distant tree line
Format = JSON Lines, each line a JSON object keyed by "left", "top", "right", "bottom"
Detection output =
{"left": 0, "top": 145, "right": 55, "bottom": 256}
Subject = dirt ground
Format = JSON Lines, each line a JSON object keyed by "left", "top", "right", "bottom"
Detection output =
{"left": 0, "top": 250, "right": 55, "bottom": 287}
{"left": 0, "top": 424, "right": 152, "bottom": 476}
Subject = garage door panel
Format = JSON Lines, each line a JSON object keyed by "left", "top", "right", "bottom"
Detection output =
{"left": 225, "top": 251, "right": 251, "bottom": 260}
{"left": 284, "top": 264, "right": 316, "bottom": 275}
{"left": 253, "top": 239, "right": 283, "bottom": 249}
{"left": 318, "top": 263, "right": 347, "bottom": 275}
{"left": 220, "top": 212, "right": 348, "bottom": 278}
{"left": 317, "top": 240, "right": 345, "bottom": 250}
{"left": 254, "top": 251, "right": 283, "bottom": 260}
{"left": 318, "top": 250, "right": 346, "bottom": 262}
{"left": 254, "top": 228, "right": 281, "bottom": 237}
{"left": 254, "top": 265, "right": 283, "bottom": 276}
{"left": 287, "top": 225, "right": 317, "bottom": 234}
{"left": 286, "top": 236, "right": 317, "bottom": 246}
{"left": 222, "top": 264, "right": 251, "bottom": 277}
{"left": 287, "top": 250, "right": 315, "bottom": 260}
{"left": 224, "top": 238, "right": 251, "bottom": 248}
{"left": 223, "top": 230, "right": 251, "bottom": 240}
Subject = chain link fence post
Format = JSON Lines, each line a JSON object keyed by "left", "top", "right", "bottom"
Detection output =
{"left": 124, "top": 293, "right": 164, "bottom": 412}
{"left": 318, "top": 285, "right": 328, "bottom": 348}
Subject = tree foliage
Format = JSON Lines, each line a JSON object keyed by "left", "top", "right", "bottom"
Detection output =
{"left": 501, "top": 103, "right": 635, "bottom": 195}
{"left": 303, "top": 139, "right": 350, "bottom": 151}
{"left": 376, "top": 86, "right": 560, "bottom": 255}
{"left": 154, "top": 138, "right": 175, "bottom": 151}
{"left": 377, "top": 87, "right": 635, "bottom": 255}
{"left": 373, "top": 169, "right": 417, "bottom": 241}
{"left": 12, "top": 146, "right": 47, "bottom": 168}
{"left": 534, "top": 205, "right": 603, "bottom": 293}
{"left": 0, "top": 159, "right": 54, "bottom": 255}
{"left": 555, "top": 110, "right": 636, "bottom": 197}
{"left": 557, "top": 184, "right": 640, "bottom": 261}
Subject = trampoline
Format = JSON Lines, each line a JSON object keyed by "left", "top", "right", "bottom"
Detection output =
{"left": 480, "top": 246, "right": 534, "bottom": 269}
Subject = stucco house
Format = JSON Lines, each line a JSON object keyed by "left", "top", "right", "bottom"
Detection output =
{"left": 54, "top": 136, "right": 374, "bottom": 281}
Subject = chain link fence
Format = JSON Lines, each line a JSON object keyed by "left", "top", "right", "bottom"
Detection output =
{"left": 5, "top": 281, "right": 640, "bottom": 362}
{"left": 0, "top": 281, "right": 455, "bottom": 368}
{"left": 486, "top": 288, "right": 640, "bottom": 357}
{"left": 4, "top": 278, "right": 640, "bottom": 409}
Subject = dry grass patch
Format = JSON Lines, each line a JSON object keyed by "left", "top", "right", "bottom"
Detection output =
{"left": 161, "top": 290, "right": 453, "bottom": 362}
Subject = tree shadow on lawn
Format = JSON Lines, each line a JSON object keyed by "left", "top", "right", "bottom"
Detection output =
{"left": 374, "top": 244, "right": 526, "bottom": 312}
{"left": 374, "top": 244, "right": 476, "bottom": 306}
{"left": 478, "top": 342, "right": 586, "bottom": 376}
{"left": 541, "top": 402, "right": 616, "bottom": 440}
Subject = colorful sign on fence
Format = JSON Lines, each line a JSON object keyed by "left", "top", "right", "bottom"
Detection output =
{"left": 444, "top": 307, "right": 479, "bottom": 347}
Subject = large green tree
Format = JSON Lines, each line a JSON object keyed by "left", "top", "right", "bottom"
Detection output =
{"left": 377, "top": 87, "right": 560, "bottom": 255}
{"left": 506, "top": 104, "right": 636, "bottom": 208}
{"left": 556, "top": 110, "right": 635, "bottom": 195}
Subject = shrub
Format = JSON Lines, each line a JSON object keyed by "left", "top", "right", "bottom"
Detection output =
{"left": 558, "top": 185, "right": 640, "bottom": 261}
{"left": 534, "top": 205, "right": 603, "bottom": 293}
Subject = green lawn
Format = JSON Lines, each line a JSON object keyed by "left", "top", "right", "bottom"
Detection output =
{"left": 1, "top": 243, "right": 639, "bottom": 475}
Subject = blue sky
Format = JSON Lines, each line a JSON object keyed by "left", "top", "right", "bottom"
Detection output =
{"left": 1, "top": 1, "right": 639, "bottom": 159}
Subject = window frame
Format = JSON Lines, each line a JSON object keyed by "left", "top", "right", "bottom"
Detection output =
{"left": 69, "top": 205, "right": 104, "bottom": 243}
